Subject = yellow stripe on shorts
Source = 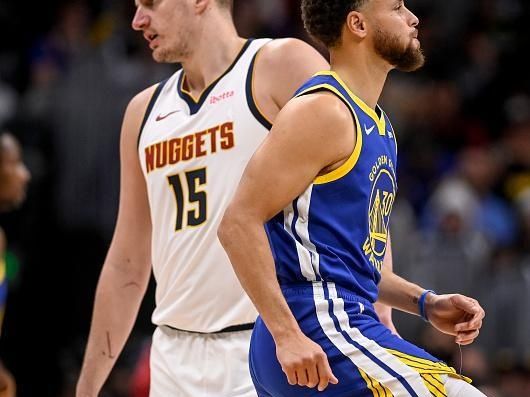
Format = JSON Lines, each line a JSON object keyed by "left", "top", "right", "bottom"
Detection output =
{"left": 421, "top": 373, "right": 447, "bottom": 397}
{"left": 358, "top": 367, "right": 394, "bottom": 397}
{"left": 385, "top": 348, "right": 473, "bottom": 396}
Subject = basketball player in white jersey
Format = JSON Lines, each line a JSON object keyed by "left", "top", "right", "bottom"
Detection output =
{"left": 75, "top": 0, "right": 331, "bottom": 396}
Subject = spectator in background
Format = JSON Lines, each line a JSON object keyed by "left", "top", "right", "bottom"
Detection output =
{"left": 0, "top": 133, "right": 30, "bottom": 213}
{"left": 0, "top": 131, "right": 31, "bottom": 397}
{"left": 419, "top": 174, "right": 491, "bottom": 296}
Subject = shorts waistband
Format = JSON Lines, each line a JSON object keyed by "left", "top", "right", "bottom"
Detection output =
{"left": 280, "top": 281, "right": 374, "bottom": 308}
{"left": 162, "top": 322, "right": 255, "bottom": 335}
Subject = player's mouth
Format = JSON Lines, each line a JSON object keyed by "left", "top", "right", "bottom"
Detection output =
{"left": 145, "top": 33, "right": 159, "bottom": 48}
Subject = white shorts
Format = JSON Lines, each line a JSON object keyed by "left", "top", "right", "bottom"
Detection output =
{"left": 150, "top": 326, "right": 257, "bottom": 397}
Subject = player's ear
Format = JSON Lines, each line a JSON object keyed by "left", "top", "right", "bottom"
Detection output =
{"left": 194, "top": 0, "right": 211, "bottom": 14}
{"left": 345, "top": 11, "right": 368, "bottom": 39}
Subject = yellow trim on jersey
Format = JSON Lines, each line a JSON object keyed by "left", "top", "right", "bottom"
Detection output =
{"left": 250, "top": 47, "right": 274, "bottom": 127}
{"left": 180, "top": 39, "right": 251, "bottom": 104}
{"left": 179, "top": 75, "right": 200, "bottom": 103}
{"left": 295, "top": 83, "right": 363, "bottom": 184}
{"left": 358, "top": 367, "right": 394, "bottom": 397}
{"left": 315, "top": 71, "right": 387, "bottom": 136}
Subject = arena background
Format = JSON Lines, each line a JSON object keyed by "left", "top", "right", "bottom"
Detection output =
{"left": 0, "top": 0, "right": 529, "bottom": 396}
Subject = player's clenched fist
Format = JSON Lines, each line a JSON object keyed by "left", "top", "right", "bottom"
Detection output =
{"left": 275, "top": 331, "right": 339, "bottom": 391}
{"left": 426, "top": 293, "right": 485, "bottom": 345}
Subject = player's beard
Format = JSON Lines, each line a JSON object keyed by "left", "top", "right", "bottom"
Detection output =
{"left": 153, "top": 30, "right": 192, "bottom": 63}
{"left": 373, "top": 27, "right": 425, "bottom": 72}
{"left": 153, "top": 43, "right": 191, "bottom": 63}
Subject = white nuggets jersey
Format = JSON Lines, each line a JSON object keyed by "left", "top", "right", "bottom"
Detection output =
{"left": 138, "top": 39, "right": 272, "bottom": 332}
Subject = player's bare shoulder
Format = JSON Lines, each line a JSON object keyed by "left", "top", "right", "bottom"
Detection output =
{"left": 253, "top": 38, "right": 329, "bottom": 118}
{"left": 278, "top": 92, "right": 353, "bottom": 137}
{"left": 121, "top": 83, "right": 160, "bottom": 141}
{"left": 117, "top": 83, "right": 163, "bottom": 169}
{"left": 272, "top": 92, "right": 356, "bottom": 168}
{"left": 258, "top": 38, "right": 328, "bottom": 77}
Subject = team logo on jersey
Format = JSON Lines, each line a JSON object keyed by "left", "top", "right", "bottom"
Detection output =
{"left": 363, "top": 156, "right": 396, "bottom": 272}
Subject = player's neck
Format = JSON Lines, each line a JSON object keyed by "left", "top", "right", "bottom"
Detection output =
{"left": 329, "top": 47, "right": 391, "bottom": 109}
{"left": 180, "top": 19, "right": 245, "bottom": 98}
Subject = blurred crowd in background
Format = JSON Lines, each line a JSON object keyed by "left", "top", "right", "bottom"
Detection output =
{"left": 0, "top": 0, "right": 529, "bottom": 396}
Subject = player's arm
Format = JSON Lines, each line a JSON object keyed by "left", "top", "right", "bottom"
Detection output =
{"left": 377, "top": 262, "right": 485, "bottom": 345}
{"left": 76, "top": 86, "right": 155, "bottom": 397}
{"left": 253, "top": 38, "right": 329, "bottom": 120}
{"left": 374, "top": 234, "right": 399, "bottom": 335}
{"left": 219, "top": 93, "right": 353, "bottom": 391}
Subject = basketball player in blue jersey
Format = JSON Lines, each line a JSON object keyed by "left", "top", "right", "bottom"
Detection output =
{"left": 219, "top": 1, "right": 488, "bottom": 396}
{"left": 76, "top": 0, "right": 335, "bottom": 396}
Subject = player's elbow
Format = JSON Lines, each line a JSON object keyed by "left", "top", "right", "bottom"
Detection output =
{"left": 219, "top": 203, "right": 265, "bottom": 253}
{"left": 218, "top": 205, "right": 241, "bottom": 250}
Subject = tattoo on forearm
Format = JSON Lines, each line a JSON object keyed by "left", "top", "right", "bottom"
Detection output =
{"left": 412, "top": 296, "right": 419, "bottom": 305}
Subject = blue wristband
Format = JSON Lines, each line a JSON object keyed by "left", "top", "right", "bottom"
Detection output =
{"left": 418, "top": 290, "right": 436, "bottom": 322}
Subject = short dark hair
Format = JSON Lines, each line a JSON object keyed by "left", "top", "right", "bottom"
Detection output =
{"left": 301, "top": 0, "right": 368, "bottom": 48}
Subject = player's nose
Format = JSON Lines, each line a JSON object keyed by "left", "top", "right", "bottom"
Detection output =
{"left": 407, "top": 7, "right": 419, "bottom": 28}
{"left": 132, "top": 7, "right": 149, "bottom": 31}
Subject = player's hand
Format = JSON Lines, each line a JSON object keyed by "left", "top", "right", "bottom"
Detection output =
{"left": 275, "top": 331, "right": 338, "bottom": 391}
{"left": 426, "top": 294, "right": 485, "bottom": 345}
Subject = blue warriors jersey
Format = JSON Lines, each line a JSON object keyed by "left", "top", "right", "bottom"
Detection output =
{"left": 253, "top": 71, "right": 470, "bottom": 397}
{"left": 265, "top": 71, "right": 398, "bottom": 303}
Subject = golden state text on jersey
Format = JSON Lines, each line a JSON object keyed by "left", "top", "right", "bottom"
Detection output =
{"left": 265, "top": 71, "right": 398, "bottom": 303}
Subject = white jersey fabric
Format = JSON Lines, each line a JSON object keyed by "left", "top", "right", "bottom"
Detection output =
{"left": 138, "top": 38, "right": 272, "bottom": 332}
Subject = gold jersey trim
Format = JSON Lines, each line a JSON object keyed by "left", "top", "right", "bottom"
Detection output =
{"left": 296, "top": 83, "right": 363, "bottom": 184}
{"left": 315, "top": 71, "right": 387, "bottom": 136}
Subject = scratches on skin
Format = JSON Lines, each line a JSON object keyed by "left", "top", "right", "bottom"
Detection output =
{"left": 106, "top": 331, "right": 115, "bottom": 359}
{"left": 123, "top": 281, "right": 141, "bottom": 290}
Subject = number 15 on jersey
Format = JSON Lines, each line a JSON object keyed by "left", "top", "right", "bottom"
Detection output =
{"left": 167, "top": 167, "right": 207, "bottom": 231}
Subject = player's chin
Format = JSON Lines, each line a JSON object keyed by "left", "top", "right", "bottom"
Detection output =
{"left": 153, "top": 49, "right": 178, "bottom": 64}
{"left": 398, "top": 49, "right": 425, "bottom": 72}
{"left": 152, "top": 49, "right": 165, "bottom": 63}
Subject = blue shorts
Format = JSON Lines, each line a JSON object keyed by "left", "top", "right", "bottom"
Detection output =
{"left": 249, "top": 282, "right": 467, "bottom": 397}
